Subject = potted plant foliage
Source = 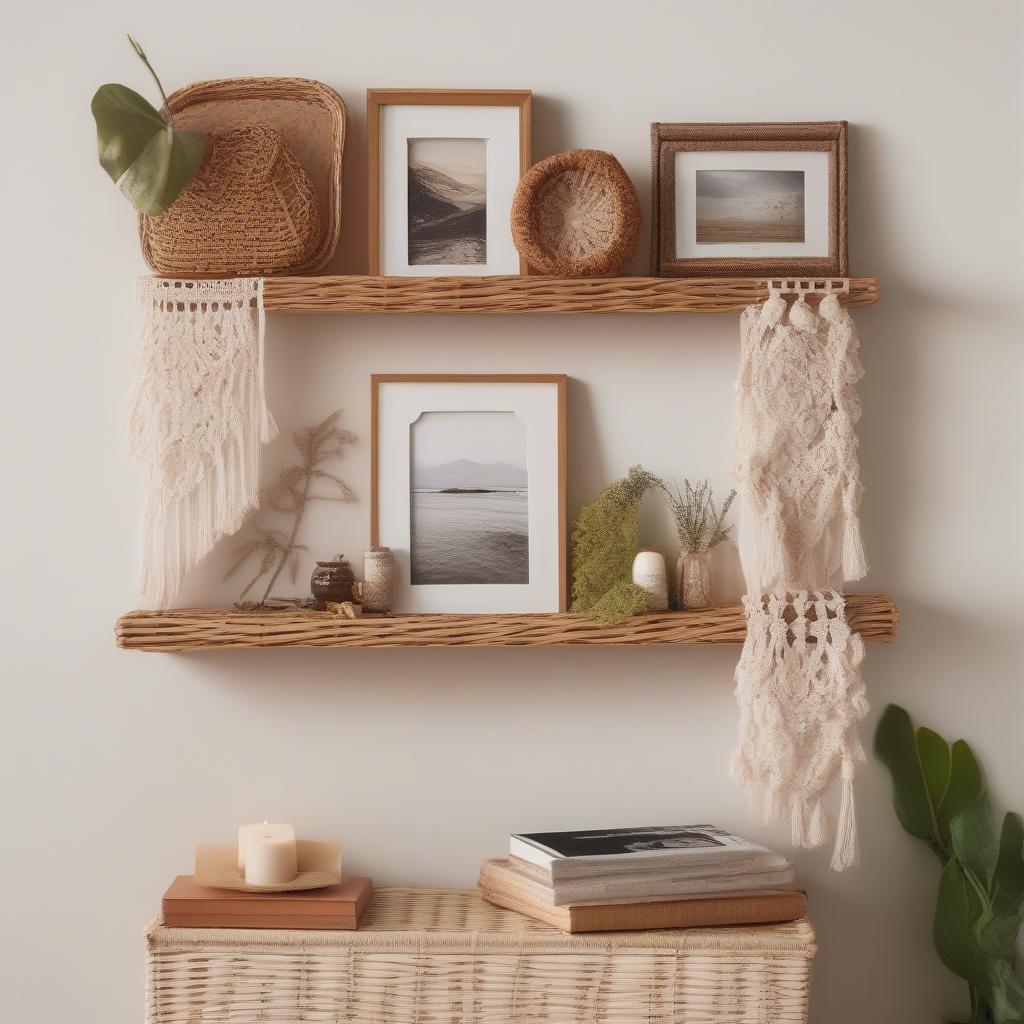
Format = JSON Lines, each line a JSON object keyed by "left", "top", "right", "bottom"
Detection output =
{"left": 875, "top": 704, "right": 1024, "bottom": 1023}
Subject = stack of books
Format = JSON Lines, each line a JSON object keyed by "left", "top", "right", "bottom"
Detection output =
{"left": 162, "top": 875, "right": 374, "bottom": 929}
{"left": 479, "top": 825, "right": 803, "bottom": 933}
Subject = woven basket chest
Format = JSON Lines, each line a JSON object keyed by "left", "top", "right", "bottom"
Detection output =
{"left": 145, "top": 887, "right": 815, "bottom": 1024}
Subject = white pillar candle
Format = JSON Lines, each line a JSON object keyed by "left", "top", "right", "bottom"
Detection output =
{"left": 238, "top": 822, "right": 295, "bottom": 870}
{"left": 632, "top": 550, "right": 669, "bottom": 611}
{"left": 244, "top": 837, "right": 299, "bottom": 886}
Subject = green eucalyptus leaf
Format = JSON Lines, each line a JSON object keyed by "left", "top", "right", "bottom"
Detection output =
{"left": 938, "top": 740, "right": 985, "bottom": 848}
{"left": 935, "top": 859, "right": 989, "bottom": 983}
{"left": 875, "top": 704, "right": 940, "bottom": 844}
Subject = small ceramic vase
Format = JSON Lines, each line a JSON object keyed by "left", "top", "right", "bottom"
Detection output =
{"left": 632, "top": 550, "right": 668, "bottom": 612}
{"left": 678, "top": 549, "right": 713, "bottom": 610}
{"left": 310, "top": 554, "right": 356, "bottom": 603}
{"left": 360, "top": 546, "right": 394, "bottom": 613}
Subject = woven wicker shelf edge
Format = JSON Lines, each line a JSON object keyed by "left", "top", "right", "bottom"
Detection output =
{"left": 116, "top": 592, "right": 897, "bottom": 651}
{"left": 261, "top": 275, "right": 879, "bottom": 314}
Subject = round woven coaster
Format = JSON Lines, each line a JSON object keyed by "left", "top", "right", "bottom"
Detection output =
{"left": 511, "top": 149, "right": 640, "bottom": 276}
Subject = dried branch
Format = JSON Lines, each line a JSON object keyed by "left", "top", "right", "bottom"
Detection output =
{"left": 224, "top": 410, "right": 357, "bottom": 606}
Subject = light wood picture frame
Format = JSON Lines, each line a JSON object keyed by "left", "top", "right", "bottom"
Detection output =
{"left": 367, "top": 89, "right": 532, "bottom": 276}
{"left": 650, "top": 121, "right": 848, "bottom": 277}
{"left": 371, "top": 374, "right": 566, "bottom": 613}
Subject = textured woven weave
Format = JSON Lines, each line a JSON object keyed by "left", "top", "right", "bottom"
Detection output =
{"left": 142, "top": 120, "right": 321, "bottom": 277}
{"left": 511, "top": 150, "right": 640, "bottom": 276}
{"left": 146, "top": 887, "right": 814, "bottom": 1023}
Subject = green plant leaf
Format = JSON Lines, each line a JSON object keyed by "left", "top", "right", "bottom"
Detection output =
{"left": 984, "top": 958, "right": 1024, "bottom": 1024}
{"left": 978, "top": 813, "right": 1024, "bottom": 961}
{"left": 918, "top": 726, "right": 952, "bottom": 812}
{"left": 951, "top": 797, "right": 999, "bottom": 890}
{"left": 91, "top": 84, "right": 204, "bottom": 215}
{"left": 992, "top": 813, "right": 1024, "bottom": 907}
{"left": 875, "top": 704, "right": 940, "bottom": 845}
{"left": 935, "top": 859, "right": 989, "bottom": 983}
{"left": 937, "top": 740, "right": 985, "bottom": 849}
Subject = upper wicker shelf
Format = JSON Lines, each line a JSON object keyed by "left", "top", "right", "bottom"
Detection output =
{"left": 262, "top": 275, "right": 880, "bottom": 315}
{"left": 116, "top": 592, "right": 897, "bottom": 652}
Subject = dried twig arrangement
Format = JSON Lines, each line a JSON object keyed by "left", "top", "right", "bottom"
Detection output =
{"left": 225, "top": 411, "right": 356, "bottom": 607}
{"left": 661, "top": 479, "right": 736, "bottom": 552}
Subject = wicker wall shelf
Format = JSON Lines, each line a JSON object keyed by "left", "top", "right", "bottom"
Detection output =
{"left": 262, "top": 275, "right": 879, "bottom": 315}
{"left": 116, "top": 592, "right": 897, "bottom": 651}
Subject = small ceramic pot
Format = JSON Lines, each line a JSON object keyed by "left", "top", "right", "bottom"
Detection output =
{"left": 678, "top": 550, "right": 713, "bottom": 610}
{"left": 310, "top": 554, "right": 356, "bottom": 603}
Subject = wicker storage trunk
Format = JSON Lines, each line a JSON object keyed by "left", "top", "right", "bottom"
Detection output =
{"left": 145, "top": 887, "right": 815, "bottom": 1024}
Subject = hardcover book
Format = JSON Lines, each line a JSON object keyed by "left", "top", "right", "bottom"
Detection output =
{"left": 493, "top": 856, "right": 795, "bottom": 906}
{"left": 479, "top": 860, "right": 805, "bottom": 933}
{"left": 162, "top": 875, "right": 373, "bottom": 929}
{"left": 510, "top": 825, "right": 785, "bottom": 880}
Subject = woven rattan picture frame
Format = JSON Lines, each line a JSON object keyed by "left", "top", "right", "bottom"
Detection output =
{"left": 650, "top": 121, "right": 848, "bottom": 277}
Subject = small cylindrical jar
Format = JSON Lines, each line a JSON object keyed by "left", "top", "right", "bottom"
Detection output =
{"left": 361, "top": 546, "right": 394, "bottom": 613}
{"left": 632, "top": 550, "right": 668, "bottom": 612}
{"left": 679, "top": 550, "right": 713, "bottom": 610}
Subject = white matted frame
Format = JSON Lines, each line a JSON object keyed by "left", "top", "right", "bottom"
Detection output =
{"left": 368, "top": 90, "right": 532, "bottom": 276}
{"left": 371, "top": 374, "right": 566, "bottom": 613}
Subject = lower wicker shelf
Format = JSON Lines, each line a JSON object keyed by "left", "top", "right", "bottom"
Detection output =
{"left": 116, "top": 592, "right": 897, "bottom": 651}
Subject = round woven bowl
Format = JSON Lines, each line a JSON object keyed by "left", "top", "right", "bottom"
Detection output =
{"left": 511, "top": 149, "right": 640, "bottom": 276}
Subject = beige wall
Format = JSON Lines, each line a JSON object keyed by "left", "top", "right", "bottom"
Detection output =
{"left": 3, "top": 1, "right": 1022, "bottom": 1021}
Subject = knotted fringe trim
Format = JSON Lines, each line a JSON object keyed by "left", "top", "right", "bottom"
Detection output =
{"left": 127, "top": 278, "right": 276, "bottom": 606}
{"left": 731, "top": 590, "right": 868, "bottom": 871}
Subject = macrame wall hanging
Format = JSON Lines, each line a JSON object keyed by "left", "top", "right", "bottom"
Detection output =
{"left": 731, "top": 284, "right": 869, "bottom": 871}
{"left": 127, "top": 277, "right": 275, "bottom": 606}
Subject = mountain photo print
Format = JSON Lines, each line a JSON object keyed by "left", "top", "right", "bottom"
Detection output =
{"left": 410, "top": 410, "right": 528, "bottom": 585}
{"left": 407, "top": 138, "right": 487, "bottom": 265}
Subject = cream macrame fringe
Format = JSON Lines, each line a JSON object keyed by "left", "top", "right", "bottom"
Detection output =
{"left": 127, "top": 278, "right": 276, "bottom": 606}
{"left": 732, "top": 293, "right": 869, "bottom": 871}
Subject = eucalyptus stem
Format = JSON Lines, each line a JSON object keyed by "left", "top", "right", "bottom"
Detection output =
{"left": 127, "top": 34, "right": 173, "bottom": 125}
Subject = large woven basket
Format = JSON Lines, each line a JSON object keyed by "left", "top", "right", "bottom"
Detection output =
{"left": 139, "top": 78, "right": 346, "bottom": 277}
{"left": 145, "top": 886, "right": 815, "bottom": 1023}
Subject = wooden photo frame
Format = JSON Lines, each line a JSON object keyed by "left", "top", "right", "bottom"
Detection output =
{"left": 650, "top": 121, "right": 848, "bottom": 277}
{"left": 371, "top": 374, "right": 566, "bottom": 613}
{"left": 367, "top": 90, "right": 532, "bottom": 276}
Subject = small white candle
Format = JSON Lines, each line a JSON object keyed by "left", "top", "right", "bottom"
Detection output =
{"left": 244, "top": 837, "right": 299, "bottom": 886}
{"left": 238, "top": 822, "right": 295, "bottom": 871}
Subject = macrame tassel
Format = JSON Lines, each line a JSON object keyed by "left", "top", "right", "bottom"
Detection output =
{"left": 128, "top": 277, "right": 276, "bottom": 607}
{"left": 841, "top": 483, "right": 869, "bottom": 581}
{"left": 755, "top": 491, "right": 788, "bottom": 587}
{"left": 831, "top": 775, "right": 859, "bottom": 871}
{"left": 808, "top": 799, "right": 830, "bottom": 847}
{"left": 733, "top": 290, "right": 870, "bottom": 873}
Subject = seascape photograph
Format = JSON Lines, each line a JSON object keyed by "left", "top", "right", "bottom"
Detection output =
{"left": 695, "top": 169, "right": 805, "bottom": 243}
{"left": 410, "top": 411, "right": 528, "bottom": 585}
{"left": 407, "top": 137, "right": 487, "bottom": 265}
